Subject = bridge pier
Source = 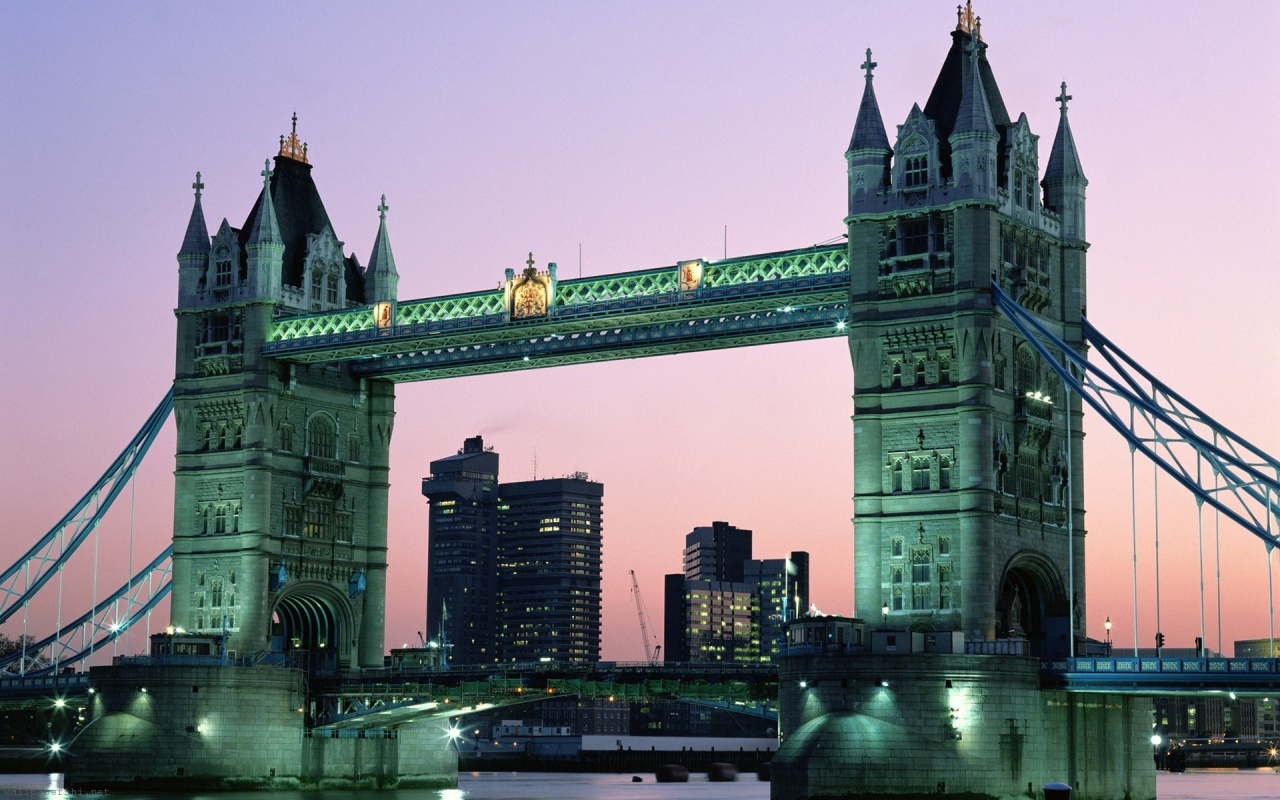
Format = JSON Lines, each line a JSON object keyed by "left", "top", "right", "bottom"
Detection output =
{"left": 65, "top": 663, "right": 456, "bottom": 790}
{"left": 772, "top": 653, "right": 1153, "bottom": 800}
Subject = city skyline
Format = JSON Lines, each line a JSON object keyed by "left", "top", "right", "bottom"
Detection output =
{"left": 2, "top": 3, "right": 1278, "bottom": 662}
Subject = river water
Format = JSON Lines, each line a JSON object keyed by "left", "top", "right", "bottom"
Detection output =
{"left": 1, "top": 770, "right": 1276, "bottom": 799}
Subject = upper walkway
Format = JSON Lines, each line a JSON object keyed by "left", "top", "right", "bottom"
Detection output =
{"left": 260, "top": 244, "right": 850, "bottom": 381}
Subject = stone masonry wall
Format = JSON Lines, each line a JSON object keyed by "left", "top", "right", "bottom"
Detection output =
{"left": 772, "top": 653, "right": 1154, "bottom": 800}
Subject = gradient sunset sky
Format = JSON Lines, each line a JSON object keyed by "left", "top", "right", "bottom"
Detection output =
{"left": 2, "top": 2, "right": 1277, "bottom": 662}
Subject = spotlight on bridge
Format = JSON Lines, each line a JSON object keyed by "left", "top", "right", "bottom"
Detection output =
{"left": 53, "top": 698, "right": 66, "bottom": 709}
{"left": 48, "top": 742, "right": 62, "bottom": 754}
{"left": 799, "top": 681, "right": 808, "bottom": 689}
{"left": 1150, "top": 735, "right": 1162, "bottom": 746}
{"left": 879, "top": 679, "right": 890, "bottom": 688}
{"left": 447, "top": 727, "right": 462, "bottom": 741}
{"left": 836, "top": 321, "right": 847, "bottom": 331}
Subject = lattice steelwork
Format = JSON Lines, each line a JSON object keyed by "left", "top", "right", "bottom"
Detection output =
{"left": 0, "top": 390, "right": 173, "bottom": 624}
{"left": 261, "top": 243, "right": 850, "bottom": 374}
{"left": 993, "top": 282, "right": 1280, "bottom": 548}
{"left": 0, "top": 548, "right": 173, "bottom": 677}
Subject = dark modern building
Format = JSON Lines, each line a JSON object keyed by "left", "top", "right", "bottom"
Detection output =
{"left": 497, "top": 475, "right": 604, "bottom": 663}
{"left": 422, "top": 438, "right": 604, "bottom": 665}
{"left": 665, "top": 523, "right": 807, "bottom": 663}
{"left": 683, "top": 521, "right": 752, "bottom": 583}
{"left": 421, "top": 435, "right": 500, "bottom": 664}
{"left": 746, "top": 551, "right": 810, "bottom": 661}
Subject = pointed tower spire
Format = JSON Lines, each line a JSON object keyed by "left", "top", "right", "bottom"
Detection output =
{"left": 1045, "top": 82, "right": 1086, "bottom": 182}
{"left": 848, "top": 49, "right": 891, "bottom": 153}
{"left": 179, "top": 171, "right": 211, "bottom": 258}
{"left": 365, "top": 194, "right": 399, "bottom": 304}
{"left": 177, "top": 172, "right": 213, "bottom": 306}
{"left": 1044, "top": 82, "right": 1088, "bottom": 241}
{"left": 948, "top": 32, "right": 999, "bottom": 198}
{"left": 246, "top": 159, "right": 284, "bottom": 299}
{"left": 846, "top": 48, "right": 893, "bottom": 214}
{"left": 247, "top": 160, "right": 283, "bottom": 246}
{"left": 951, "top": 33, "right": 995, "bottom": 136}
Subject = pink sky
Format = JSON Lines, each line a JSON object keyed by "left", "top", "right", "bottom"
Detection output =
{"left": 2, "top": 2, "right": 1278, "bottom": 663}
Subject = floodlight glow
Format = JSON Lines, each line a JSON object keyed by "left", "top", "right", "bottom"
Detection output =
{"left": 799, "top": 681, "right": 808, "bottom": 689}
{"left": 48, "top": 742, "right": 62, "bottom": 754}
{"left": 54, "top": 698, "right": 66, "bottom": 709}
{"left": 1151, "top": 735, "right": 1162, "bottom": 746}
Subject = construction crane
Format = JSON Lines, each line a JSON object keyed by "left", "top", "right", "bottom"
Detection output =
{"left": 629, "top": 570, "right": 661, "bottom": 665}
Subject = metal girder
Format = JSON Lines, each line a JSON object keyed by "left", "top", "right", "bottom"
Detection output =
{"left": 262, "top": 244, "right": 848, "bottom": 363}
{"left": 351, "top": 302, "right": 849, "bottom": 382}
{"left": 0, "top": 548, "right": 173, "bottom": 677}
{"left": 993, "top": 282, "right": 1280, "bottom": 548}
{"left": 0, "top": 390, "right": 173, "bottom": 624}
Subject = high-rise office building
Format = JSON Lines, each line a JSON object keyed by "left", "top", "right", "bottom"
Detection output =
{"left": 745, "top": 552, "right": 809, "bottom": 662}
{"left": 421, "top": 435, "right": 500, "bottom": 664}
{"left": 683, "top": 521, "right": 752, "bottom": 583}
{"left": 498, "top": 475, "right": 604, "bottom": 663}
{"left": 665, "top": 523, "right": 807, "bottom": 663}
{"left": 422, "top": 438, "right": 603, "bottom": 665}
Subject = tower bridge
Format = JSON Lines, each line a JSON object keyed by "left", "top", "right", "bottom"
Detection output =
{"left": 3, "top": 6, "right": 1279, "bottom": 799}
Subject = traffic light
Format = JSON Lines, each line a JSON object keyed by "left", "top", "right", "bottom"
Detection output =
{"left": 1195, "top": 636, "right": 1203, "bottom": 657}
{"left": 1155, "top": 632, "right": 1165, "bottom": 649}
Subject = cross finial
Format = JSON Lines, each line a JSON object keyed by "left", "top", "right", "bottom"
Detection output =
{"left": 861, "top": 48, "right": 876, "bottom": 81}
{"left": 1057, "top": 81, "right": 1072, "bottom": 114}
{"left": 378, "top": 194, "right": 388, "bottom": 221}
{"left": 261, "top": 159, "right": 272, "bottom": 187}
{"left": 291, "top": 112, "right": 297, "bottom": 135}
{"left": 192, "top": 171, "right": 204, "bottom": 200}
{"left": 526, "top": 252, "right": 536, "bottom": 271}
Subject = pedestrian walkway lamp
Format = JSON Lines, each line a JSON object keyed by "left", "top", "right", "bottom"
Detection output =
{"left": 882, "top": 604, "right": 889, "bottom": 629}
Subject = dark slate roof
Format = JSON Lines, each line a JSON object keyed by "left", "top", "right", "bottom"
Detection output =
{"left": 1045, "top": 107, "right": 1086, "bottom": 182}
{"left": 950, "top": 38, "right": 996, "bottom": 136}
{"left": 179, "top": 194, "right": 211, "bottom": 258}
{"left": 848, "top": 75, "right": 891, "bottom": 153}
{"left": 921, "top": 30, "right": 1011, "bottom": 179}
{"left": 238, "top": 154, "right": 366, "bottom": 303}
{"left": 923, "top": 30, "right": 1011, "bottom": 140}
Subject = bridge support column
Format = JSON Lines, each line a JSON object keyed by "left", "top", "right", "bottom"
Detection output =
{"left": 772, "top": 652, "right": 1153, "bottom": 800}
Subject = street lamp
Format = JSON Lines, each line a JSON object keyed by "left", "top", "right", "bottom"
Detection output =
{"left": 1104, "top": 616, "right": 1112, "bottom": 644}
{"left": 882, "top": 603, "right": 890, "bottom": 629}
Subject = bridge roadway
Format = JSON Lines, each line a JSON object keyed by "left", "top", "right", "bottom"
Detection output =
{"left": 6, "top": 654, "right": 1280, "bottom": 729}
{"left": 311, "top": 660, "right": 779, "bottom": 732}
{"left": 1041, "top": 656, "right": 1280, "bottom": 695}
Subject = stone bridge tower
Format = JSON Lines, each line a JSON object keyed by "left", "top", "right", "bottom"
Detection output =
{"left": 846, "top": 16, "right": 1088, "bottom": 654}
{"left": 170, "top": 120, "right": 400, "bottom": 669}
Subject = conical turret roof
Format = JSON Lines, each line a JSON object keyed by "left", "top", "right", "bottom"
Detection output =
{"left": 179, "top": 172, "right": 211, "bottom": 258}
{"left": 1045, "top": 83, "right": 1086, "bottom": 182}
{"left": 848, "top": 49, "right": 891, "bottom": 153}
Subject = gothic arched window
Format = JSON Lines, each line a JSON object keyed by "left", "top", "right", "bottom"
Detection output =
{"left": 904, "top": 155, "right": 929, "bottom": 188}
{"left": 1015, "top": 346, "right": 1037, "bottom": 395}
{"left": 911, "top": 548, "right": 932, "bottom": 583}
{"left": 307, "top": 415, "right": 337, "bottom": 459}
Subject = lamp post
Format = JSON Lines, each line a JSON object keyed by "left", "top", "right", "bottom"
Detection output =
{"left": 1105, "top": 616, "right": 1112, "bottom": 655}
{"left": 882, "top": 603, "right": 890, "bottom": 629}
